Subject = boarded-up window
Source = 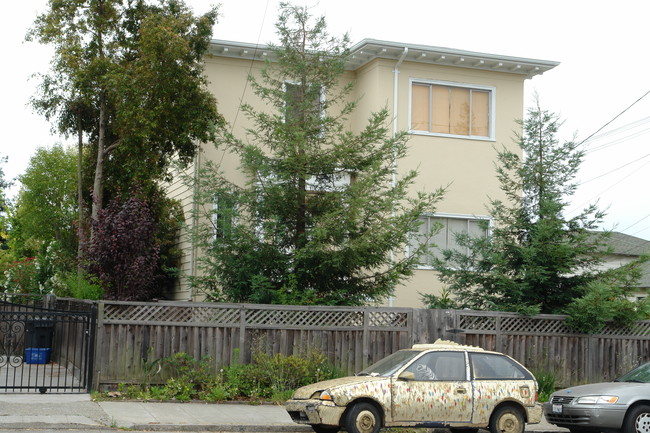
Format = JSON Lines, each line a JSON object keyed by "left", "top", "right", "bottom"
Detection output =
{"left": 411, "top": 82, "right": 493, "bottom": 138}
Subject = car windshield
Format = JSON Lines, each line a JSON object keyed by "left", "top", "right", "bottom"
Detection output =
{"left": 615, "top": 362, "right": 650, "bottom": 383}
{"left": 357, "top": 350, "right": 421, "bottom": 377}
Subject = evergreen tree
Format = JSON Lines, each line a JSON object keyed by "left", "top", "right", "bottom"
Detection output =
{"left": 432, "top": 99, "right": 627, "bottom": 315}
{"left": 190, "top": 3, "right": 444, "bottom": 305}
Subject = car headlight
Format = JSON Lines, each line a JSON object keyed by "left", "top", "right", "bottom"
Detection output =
{"left": 309, "top": 390, "right": 334, "bottom": 401}
{"left": 319, "top": 390, "right": 333, "bottom": 401}
{"left": 575, "top": 395, "right": 619, "bottom": 404}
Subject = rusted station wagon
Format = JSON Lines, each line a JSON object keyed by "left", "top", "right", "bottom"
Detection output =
{"left": 285, "top": 340, "right": 541, "bottom": 433}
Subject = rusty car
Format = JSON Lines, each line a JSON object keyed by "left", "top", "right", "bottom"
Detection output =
{"left": 285, "top": 339, "right": 542, "bottom": 433}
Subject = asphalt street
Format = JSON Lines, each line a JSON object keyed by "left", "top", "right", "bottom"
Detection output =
{"left": 0, "top": 392, "right": 568, "bottom": 433}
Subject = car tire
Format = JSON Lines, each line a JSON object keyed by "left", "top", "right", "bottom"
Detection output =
{"left": 344, "top": 402, "right": 381, "bottom": 433}
{"left": 624, "top": 405, "right": 650, "bottom": 433}
{"left": 489, "top": 405, "right": 525, "bottom": 433}
{"left": 311, "top": 425, "right": 340, "bottom": 433}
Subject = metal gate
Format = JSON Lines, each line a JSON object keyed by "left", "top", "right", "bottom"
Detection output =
{"left": 0, "top": 295, "right": 96, "bottom": 393}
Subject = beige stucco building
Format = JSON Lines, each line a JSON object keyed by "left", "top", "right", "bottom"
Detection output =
{"left": 167, "top": 38, "right": 559, "bottom": 307}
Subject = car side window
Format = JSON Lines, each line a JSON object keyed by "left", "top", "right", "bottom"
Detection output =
{"left": 404, "top": 351, "right": 466, "bottom": 381}
{"left": 470, "top": 353, "right": 532, "bottom": 380}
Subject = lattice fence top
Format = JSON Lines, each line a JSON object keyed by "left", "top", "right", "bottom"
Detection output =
{"left": 101, "top": 301, "right": 410, "bottom": 329}
{"left": 457, "top": 311, "right": 650, "bottom": 338}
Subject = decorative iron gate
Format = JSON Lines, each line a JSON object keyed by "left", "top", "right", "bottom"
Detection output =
{"left": 0, "top": 296, "right": 96, "bottom": 393}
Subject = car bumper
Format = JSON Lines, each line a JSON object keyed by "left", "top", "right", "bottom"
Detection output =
{"left": 543, "top": 402, "right": 626, "bottom": 429}
{"left": 285, "top": 399, "right": 347, "bottom": 427}
{"left": 526, "top": 403, "right": 543, "bottom": 424}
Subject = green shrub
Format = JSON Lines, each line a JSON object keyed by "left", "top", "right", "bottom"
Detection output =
{"left": 564, "top": 281, "right": 650, "bottom": 333}
{"left": 161, "top": 352, "right": 216, "bottom": 396}
{"left": 533, "top": 369, "right": 557, "bottom": 402}
{"left": 59, "top": 272, "right": 104, "bottom": 300}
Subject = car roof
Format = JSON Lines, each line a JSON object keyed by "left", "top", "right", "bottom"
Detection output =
{"left": 411, "top": 339, "right": 487, "bottom": 353}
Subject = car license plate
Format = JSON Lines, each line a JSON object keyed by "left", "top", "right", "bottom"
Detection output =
{"left": 552, "top": 404, "right": 563, "bottom": 414}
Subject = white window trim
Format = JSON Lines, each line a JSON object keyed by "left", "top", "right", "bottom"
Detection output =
{"left": 408, "top": 79, "right": 496, "bottom": 141}
{"left": 410, "top": 212, "right": 492, "bottom": 270}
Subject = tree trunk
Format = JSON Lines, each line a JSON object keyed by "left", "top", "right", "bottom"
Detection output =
{"left": 91, "top": 95, "right": 107, "bottom": 239}
{"left": 77, "top": 115, "right": 85, "bottom": 274}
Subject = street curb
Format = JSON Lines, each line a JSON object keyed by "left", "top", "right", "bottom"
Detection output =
{"left": 129, "top": 424, "right": 312, "bottom": 432}
{"left": 0, "top": 423, "right": 109, "bottom": 431}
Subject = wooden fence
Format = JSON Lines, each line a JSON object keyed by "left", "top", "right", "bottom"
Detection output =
{"left": 426, "top": 309, "right": 650, "bottom": 386}
{"left": 89, "top": 299, "right": 650, "bottom": 390}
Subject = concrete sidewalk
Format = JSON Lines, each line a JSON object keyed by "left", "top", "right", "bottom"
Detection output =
{"left": 0, "top": 393, "right": 568, "bottom": 432}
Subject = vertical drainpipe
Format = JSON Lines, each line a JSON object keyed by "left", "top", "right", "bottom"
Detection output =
{"left": 190, "top": 150, "right": 201, "bottom": 301}
{"left": 389, "top": 47, "right": 408, "bottom": 308}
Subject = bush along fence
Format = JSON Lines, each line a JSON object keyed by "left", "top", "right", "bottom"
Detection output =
{"left": 9, "top": 296, "right": 650, "bottom": 390}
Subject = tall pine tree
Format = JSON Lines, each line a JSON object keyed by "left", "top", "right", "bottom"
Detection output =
{"left": 432, "top": 99, "right": 623, "bottom": 314}
{"left": 190, "top": 3, "right": 444, "bottom": 305}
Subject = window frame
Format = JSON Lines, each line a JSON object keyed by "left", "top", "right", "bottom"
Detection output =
{"left": 403, "top": 350, "right": 468, "bottom": 381}
{"left": 283, "top": 80, "right": 325, "bottom": 125}
{"left": 469, "top": 352, "right": 533, "bottom": 380}
{"left": 409, "top": 213, "right": 491, "bottom": 270}
{"left": 211, "top": 194, "right": 237, "bottom": 241}
{"left": 408, "top": 79, "right": 496, "bottom": 141}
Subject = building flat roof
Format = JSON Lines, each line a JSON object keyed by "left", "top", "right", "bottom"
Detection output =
{"left": 208, "top": 38, "right": 559, "bottom": 78}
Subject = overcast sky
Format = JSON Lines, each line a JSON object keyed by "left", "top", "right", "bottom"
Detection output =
{"left": 3, "top": 0, "right": 649, "bottom": 241}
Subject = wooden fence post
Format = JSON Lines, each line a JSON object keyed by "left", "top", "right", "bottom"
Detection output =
{"left": 93, "top": 301, "right": 104, "bottom": 391}
{"left": 362, "top": 309, "right": 369, "bottom": 369}
{"left": 587, "top": 335, "right": 597, "bottom": 382}
{"left": 239, "top": 306, "right": 246, "bottom": 365}
{"left": 495, "top": 314, "right": 503, "bottom": 353}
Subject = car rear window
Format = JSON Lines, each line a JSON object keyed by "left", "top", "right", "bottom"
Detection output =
{"left": 469, "top": 353, "right": 532, "bottom": 380}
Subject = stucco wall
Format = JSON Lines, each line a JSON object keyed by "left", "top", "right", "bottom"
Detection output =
{"left": 173, "top": 49, "right": 529, "bottom": 307}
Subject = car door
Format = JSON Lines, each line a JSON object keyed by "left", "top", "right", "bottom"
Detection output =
{"left": 469, "top": 352, "right": 536, "bottom": 425}
{"left": 391, "top": 351, "right": 473, "bottom": 424}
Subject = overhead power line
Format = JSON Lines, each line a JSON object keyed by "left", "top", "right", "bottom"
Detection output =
{"left": 579, "top": 90, "right": 650, "bottom": 147}
{"left": 578, "top": 153, "right": 650, "bottom": 185}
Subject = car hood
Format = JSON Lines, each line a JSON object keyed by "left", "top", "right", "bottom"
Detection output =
{"left": 291, "top": 376, "right": 388, "bottom": 399}
{"left": 554, "top": 381, "right": 649, "bottom": 397}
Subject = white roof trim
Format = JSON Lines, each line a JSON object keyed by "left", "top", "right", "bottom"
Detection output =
{"left": 208, "top": 38, "right": 559, "bottom": 79}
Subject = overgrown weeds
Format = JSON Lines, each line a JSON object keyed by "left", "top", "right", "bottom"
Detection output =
{"left": 533, "top": 369, "right": 557, "bottom": 402}
{"left": 99, "top": 348, "right": 343, "bottom": 403}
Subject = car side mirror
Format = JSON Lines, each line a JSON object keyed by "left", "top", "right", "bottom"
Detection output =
{"left": 398, "top": 371, "right": 416, "bottom": 381}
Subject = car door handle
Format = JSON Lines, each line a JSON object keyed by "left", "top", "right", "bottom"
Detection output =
{"left": 455, "top": 388, "right": 467, "bottom": 394}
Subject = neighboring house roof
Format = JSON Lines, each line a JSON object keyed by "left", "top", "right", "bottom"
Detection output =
{"left": 607, "top": 231, "right": 650, "bottom": 257}
{"left": 604, "top": 232, "right": 650, "bottom": 289}
{"left": 207, "top": 39, "right": 560, "bottom": 78}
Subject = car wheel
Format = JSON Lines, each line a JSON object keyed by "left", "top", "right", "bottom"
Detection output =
{"left": 489, "top": 405, "right": 525, "bottom": 433}
{"left": 311, "top": 424, "right": 340, "bottom": 433}
{"left": 624, "top": 405, "right": 650, "bottom": 433}
{"left": 344, "top": 402, "right": 381, "bottom": 433}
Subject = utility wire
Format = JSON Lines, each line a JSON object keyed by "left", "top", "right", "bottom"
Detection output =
{"left": 216, "top": 0, "right": 271, "bottom": 169}
{"left": 568, "top": 159, "right": 650, "bottom": 215}
{"left": 621, "top": 214, "right": 650, "bottom": 234}
{"left": 578, "top": 153, "right": 650, "bottom": 185}
{"left": 578, "top": 90, "right": 650, "bottom": 147}
{"left": 566, "top": 90, "right": 650, "bottom": 228}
